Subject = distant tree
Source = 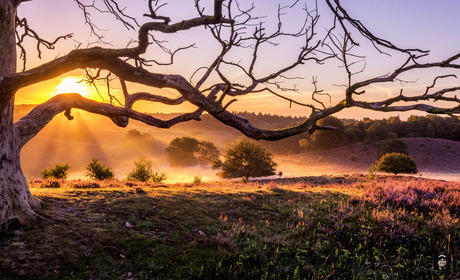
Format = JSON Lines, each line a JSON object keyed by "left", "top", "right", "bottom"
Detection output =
{"left": 377, "top": 139, "right": 409, "bottom": 159}
{"left": 125, "top": 129, "right": 142, "bottom": 139}
{"left": 124, "top": 129, "right": 156, "bottom": 149}
{"left": 126, "top": 156, "right": 166, "bottom": 182}
{"left": 41, "top": 163, "right": 70, "bottom": 180}
{"left": 451, "top": 125, "right": 460, "bottom": 141}
{"left": 212, "top": 141, "right": 277, "bottom": 179}
{"left": 366, "top": 122, "right": 388, "bottom": 141}
{"left": 310, "top": 117, "right": 345, "bottom": 149}
{"left": 166, "top": 137, "right": 219, "bottom": 167}
{"left": 345, "top": 128, "right": 366, "bottom": 143}
{"left": 386, "top": 116, "right": 407, "bottom": 138}
{"left": 299, "top": 139, "right": 310, "bottom": 153}
{"left": 375, "top": 153, "right": 418, "bottom": 175}
{"left": 166, "top": 137, "right": 200, "bottom": 166}
{"left": 406, "top": 116, "right": 429, "bottom": 137}
{"left": 85, "top": 158, "right": 115, "bottom": 181}
{"left": 196, "top": 141, "right": 220, "bottom": 167}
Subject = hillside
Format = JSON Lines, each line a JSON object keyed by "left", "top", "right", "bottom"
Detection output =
{"left": 281, "top": 138, "right": 460, "bottom": 181}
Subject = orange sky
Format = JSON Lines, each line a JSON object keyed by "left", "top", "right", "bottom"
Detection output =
{"left": 13, "top": 0, "right": 460, "bottom": 120}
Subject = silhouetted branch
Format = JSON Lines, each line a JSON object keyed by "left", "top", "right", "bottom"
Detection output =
{"left": 15, "top": 16, "right": 73, "bottom": 71}
{"left": 14, "top": 93, "right": 203, "bottom": 147}
{"left": 5, "top": 0, "right": 460, "bottom": 145}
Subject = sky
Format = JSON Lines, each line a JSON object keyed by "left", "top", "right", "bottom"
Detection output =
{"left": 14, "top": 0, "right": 460, "bottom": 120}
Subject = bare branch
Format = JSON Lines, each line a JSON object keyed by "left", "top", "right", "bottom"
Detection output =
{"left": 14, "top": 93, "right": 203, "bottom": 147}
{"left": 15, "top": 16, "right": 73, "bottom": 71}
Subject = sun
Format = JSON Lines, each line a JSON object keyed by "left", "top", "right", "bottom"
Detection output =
{"left": 55, "top": 77, "right": 93, "bottom": 98}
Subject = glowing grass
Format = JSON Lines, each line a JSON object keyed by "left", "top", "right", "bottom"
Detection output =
{"left": 0, "top": 175, "right": 458, "bottom": 279}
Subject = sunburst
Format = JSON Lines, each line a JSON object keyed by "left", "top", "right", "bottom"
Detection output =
{"left": 54, "top": 77, "right": 92, "bottom": 98}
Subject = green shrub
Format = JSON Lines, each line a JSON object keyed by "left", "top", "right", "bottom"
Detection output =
{"left": 377, "top": 139, "right": 408, "bottom": 159}
{"left": 126, "top": 156, "right": 167, "bottom": 182}
{"left": 193, "top": 175, "right": 202, "bottom": 185}
{"left": 85, "top": 158, "right": 115, "bottom": 180}
{"left": 375, "top": 153, "right": 418, "bottom": 175}
{"left": 212, "top": 141, "right": 277, "bottom": 179}
{"left": 241, "top": 176, "right": 248, "bottom": 184}
{"left": 41, "top": 163, "right": 70, "bottom": 179}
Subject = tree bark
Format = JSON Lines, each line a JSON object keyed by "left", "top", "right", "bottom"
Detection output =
{"left": 0, "top": 0, "right": 43, "bottom": 230}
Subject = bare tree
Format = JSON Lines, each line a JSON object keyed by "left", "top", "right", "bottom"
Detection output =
{"left": 1, "top": 0, "right": 459, "bottom": 229}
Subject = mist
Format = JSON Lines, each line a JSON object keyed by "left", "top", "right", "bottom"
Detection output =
{"left": 16, "top": 107, "right": 460, "bottom": 183}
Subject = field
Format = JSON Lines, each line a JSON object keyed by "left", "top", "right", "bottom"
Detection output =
{"left": 0, "top": 175, "right": 458, "bottom": 279}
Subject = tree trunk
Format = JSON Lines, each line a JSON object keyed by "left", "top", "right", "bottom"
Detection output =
{"left": 0, "top": 0, "right": 44, "bottom": 230}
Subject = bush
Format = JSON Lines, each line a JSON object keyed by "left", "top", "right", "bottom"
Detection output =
{"left": 126, "top": 156, "right": 166, "bottom": 182}
{"left": 377, "top": 139, "right": 408, "bottom": 159}
{"left": 41, "top": 163, "right": 70, "bottom": 179}
{"left": 212, "top": 141, "right": 277, "bottom": 179}
{"left": 193, "top": 175, "right": 202, "bottom": 185}
{"left": 40, "top": 181, "right": 61, "bottom": 188}
{"left": 375, "top": 152, "right": 418, "bottom": 175}
{"left": 85, "top": 158, "right": 115, "bottom": 180}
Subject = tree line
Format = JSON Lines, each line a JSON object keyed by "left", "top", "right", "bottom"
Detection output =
{"left": 256, "top": 114, "right": 460, "bottom": 154}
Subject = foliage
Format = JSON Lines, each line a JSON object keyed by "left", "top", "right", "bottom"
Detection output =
{"left": 85, "top": 158, "right": 115, "bottom": 180}
{"left": 298, "top": 138, "right": 309, "bottom": 152}
{"left": 196, "top": 140, "right": 220, "bottom": 166}
{"left": 40, "top": 163, "right": 70, "bottom": 179}
{"left": 126, "top": 156, "right": 166, "bottom": 182}
{"left": 348, "top": 115, "right": 460, "bottom": 143}
{"left": 376, "top": 152, "right": 418, "bottom": 175}
{"left": 310, "top": 116, "right": 345, "bottom": 149}
{"left": 193, "top": 175, "right": 202, "bottom": 185}
{"left": 124, "top": 129, "right": 157, "bottom": 149}
{"left": 377, "top": 139, "right": 409, "bottom": 159}
{"left": 366, "top": 122, "right": 389, "bottom": 141}
{"left": 166, "top": 137, "right": 220, "bottom": 167}
{"left": 345, "top": 127, "right": 366, "bottom": 143}
{"left": 212, "top": 141, "right": 277, "bottom": 179}
{"left": 9, "top": 176, "right": 459, "bottom": 279}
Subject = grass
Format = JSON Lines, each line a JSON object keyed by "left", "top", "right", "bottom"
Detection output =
{"left": 0, "top": 175, "right": 459, "bottom": 279}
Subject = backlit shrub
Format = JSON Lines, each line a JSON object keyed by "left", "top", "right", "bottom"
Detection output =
{"left": 40, "top": 163, "right": 70, "bottom": 179}
{"left": 375, "top": 152, "right": 417, "bottom": 175}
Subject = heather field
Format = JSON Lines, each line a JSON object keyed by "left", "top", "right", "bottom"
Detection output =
{"left": 0, "top": 175, "right": 459, "bottom": 279}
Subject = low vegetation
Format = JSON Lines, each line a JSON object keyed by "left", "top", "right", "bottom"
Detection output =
{"left": 40, "top": 163, "right": 70, "bottom": 180}
{"left": 126, "top": 156, "right": 167, "bottom": 183}
{"left": 1, "top": 175, "right": 458, "bottom": 279}
{"left": 85, "top": 158, "right": 115, "bottom": 181}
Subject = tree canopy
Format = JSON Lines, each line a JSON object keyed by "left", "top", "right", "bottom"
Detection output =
{"left": 213, "top": 141, "right": 277, "bottom": 179}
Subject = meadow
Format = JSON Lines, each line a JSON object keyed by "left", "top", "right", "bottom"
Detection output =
{"left": 0, "top": 175, "right": 458, "bottom": 279}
